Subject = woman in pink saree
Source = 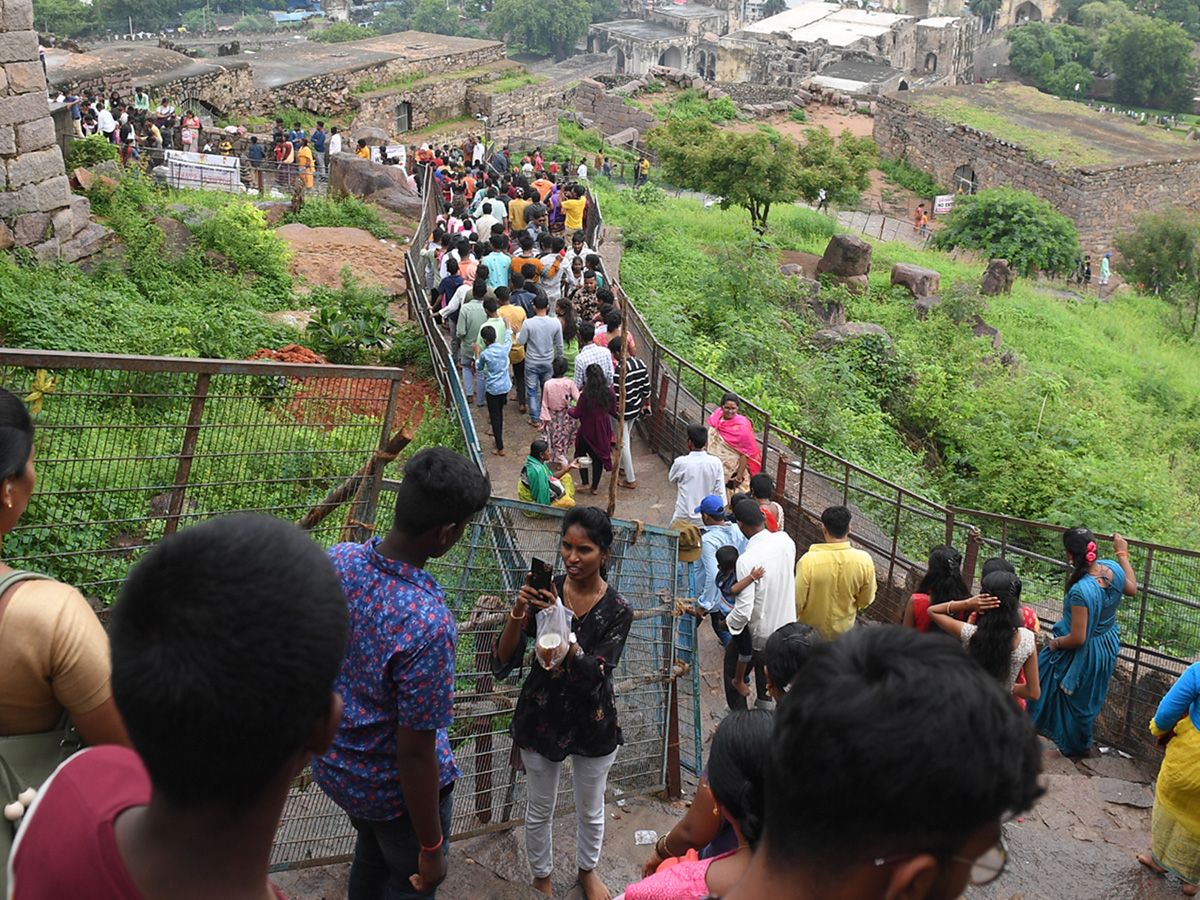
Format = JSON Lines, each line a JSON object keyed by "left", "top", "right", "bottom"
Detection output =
{"left": 706, "top": 392, "right": 761, "bottom": 495}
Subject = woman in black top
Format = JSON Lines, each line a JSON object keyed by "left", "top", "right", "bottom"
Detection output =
{"left": 494, "top": 506, "right": 633, "bottom": 900}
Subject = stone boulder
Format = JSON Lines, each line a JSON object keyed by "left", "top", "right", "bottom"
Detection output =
{"left": 779, "top": 263, "right": 806, "bottom": 277}
{"left": 59, "top": 223, "right": 113, "bottom": 264}
{"left": 815, "top": 234, "right": 872, "bottom": 277}
{"left": 355, "top": 126, "right": 390, "bottom": 146}
{"left": 971, "top": 313, "right": 1002, "bottom": 349}
{"left": 890, "top": 262, "right": 941, "bottom": 299}
{"left": 808, "top": 295, "right": 844, "bottom": 327}
{"left": 329, "top": 153, "right": 417, "bottom": 202}
{"left": 912, "top": 296, "right": 941, "bottom": 319}
{"left": 980, "top": 258, "right": 1015, "bottom": 295}
{"left": 826, "top": 274, "right": 870, "bottom": 294}
{"left": 151, "top": 215, "right": 193, "bottom": 262}
{"left": 812, "top": 322, "right": 891, "bottom": 351}
{"left": 13, "top": 211, "right": 51, "bottom": 246}
{"left": 365, "top": 187, "right": 423, "bottom": 218}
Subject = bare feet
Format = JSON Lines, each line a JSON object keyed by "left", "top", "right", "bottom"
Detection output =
{"left": 579, "top": 868, "right": 612, "bottom": 900}
{"left": 1138, "top": 853, "right": 1168, "bottom": 874}
{"left": 619, "top": 480, "right": 637, "bottom": 489}
{"left": 532, "top": 875, "right": 553, "bottom": 897}
{"left": 485, "top": 429, "right": 494, "bottom": 436}
{"left": 491, "top": 448, "right": 506, "bottom": 456}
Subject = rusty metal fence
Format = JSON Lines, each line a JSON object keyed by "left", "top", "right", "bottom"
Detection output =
{"left": 591, "top": 188, "right": 1200, "bottom": 763}
{"left": 0, "top": 348, "right": 407, "bottom": 609}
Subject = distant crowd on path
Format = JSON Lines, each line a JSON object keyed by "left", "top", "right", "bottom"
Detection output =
{"left": 421, "top": 160, "right": 653, "bottom": 499}
{"left": 0, "top": 366, "right": 1198, "bottom": 900}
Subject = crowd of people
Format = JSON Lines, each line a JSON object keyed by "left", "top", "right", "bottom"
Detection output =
{"left": 0, "top": 356, "right": 1195, "bottom": 900}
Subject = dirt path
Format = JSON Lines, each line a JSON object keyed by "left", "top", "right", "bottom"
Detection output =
{"left": 276, "top": 223, "right": 410, "bottom": 295}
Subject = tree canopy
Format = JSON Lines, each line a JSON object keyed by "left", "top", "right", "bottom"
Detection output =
{"left": 930, "top": 188, "right": 1079, "bottom": 277}
{"left": 1101, "top": 16, "right": 1195, "bottom": 107}
{"left": 487, "top": 0, "right": 590, "bottom": 60}
{"left": 413, "top": 0, "right": 459, "bottom": 34}
{"left": 33, "top": 0, "right": 98, "bottom": 36}
{"left": 648, "top": 119, "right": 874, "bottom": 232}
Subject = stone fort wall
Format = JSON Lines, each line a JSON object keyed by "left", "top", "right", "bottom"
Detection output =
{"left": 873, "top": 94, "right": 1200, "bottom": 253}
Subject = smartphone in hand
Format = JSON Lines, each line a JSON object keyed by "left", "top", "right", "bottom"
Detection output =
{"left": 529, "top": 557, "right": 553, "bottom": 594}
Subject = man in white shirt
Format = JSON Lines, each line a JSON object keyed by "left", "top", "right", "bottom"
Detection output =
{"left": 725, "top": 498, "right": 796, "bottom": 710}
{"left": 97, "top": 105, "right": 117, "bottom": 143}
{"left": 577, "top": 161, "right": 588, "bottom": 180}
{"left": 328, "top": 127, "right": 343, "bottom": 157}
{"left": 563, "top": 231, "right": 594, "bottom": 269}
{"left": 668, "top": 424, "right": 726, "bottom": 526}
{"left": 539, "top": 236, "right": 567, "bottom": 302}
{"left": 572, "top": 321, "right": 614, "bottom": 388}
{"left": 474, "top": 202, "right": 501, "bottom": 241}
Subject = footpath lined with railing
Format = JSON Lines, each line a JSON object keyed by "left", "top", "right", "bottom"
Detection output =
{"left": 584, "top": 186, "right": 1199, "bottom": 762}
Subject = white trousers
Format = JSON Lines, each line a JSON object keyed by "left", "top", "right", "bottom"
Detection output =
{"left": 618, "top": 419, "right": 635, "bottom": 484}
{"left": 520, "top": 747, "right": 618, "bottom": 878}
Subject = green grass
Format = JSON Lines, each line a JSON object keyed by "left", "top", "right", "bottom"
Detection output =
{"left": 353, "top": 71, "right": 426, "bottom": 95}
{"left": 474, "top": 73, "right": 547, "bottom": 94}
{"left": 595, "top": 177, "right": 1200, "bottom": 551}
{"left": 878, "top": 157, "right": 947, "bottom": 198}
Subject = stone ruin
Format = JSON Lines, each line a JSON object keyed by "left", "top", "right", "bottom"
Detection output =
{"left": 0, "top": 0, "right": 104, "bottom": 261}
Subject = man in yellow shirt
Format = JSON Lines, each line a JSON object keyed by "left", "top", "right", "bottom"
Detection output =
{"left": 508, "top": 187, "right": 530, "bottom": 233}
{"left": 794, "top": 505, "right": 876, "bottom": 640}
{"left": 562, "top": 186, "right": 587, "bottom": 233}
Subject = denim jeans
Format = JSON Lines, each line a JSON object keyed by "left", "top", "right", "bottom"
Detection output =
{"left": 525, "top": 358, "right": 553, "bottom": 420}
{"left": 347, "top": 786, "right": 454, "bottom": 900}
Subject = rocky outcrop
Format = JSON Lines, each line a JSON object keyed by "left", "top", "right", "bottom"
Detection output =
{"left": 812, "top": 321, "right": 892, "bottom": 350}
{"left": 328, "top": 153, "right": 417, "bottom": 203}
{"left": 980, "top": 258, "right": 1015, "bottom": 295}
{"left": 890, "top": 262, "right": 940, "bottom": 299}
{"left": 816, "top": 234, "right": 872, "bottom": 278}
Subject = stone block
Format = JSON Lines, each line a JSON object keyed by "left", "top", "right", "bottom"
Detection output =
{"left": 0, "top": 30, "right": 36, "bottom": 65}
{"left": 32, "top": 235, "right": 58, "bottom": 263}
{"left": 70, "top": 194, "right": 90, "bottom": 234}
{"left": 3, "top": 0, "right": 34, "bottom": 31}
{"left": 32, "top": 174, "right": 70, "bottom": 210}
{"left": 15, "top": 116, "right": 53, "bottom": 154}
{"left": 0, "top": 124, "right": 13, "bottom": 156}
{"left": 812, "top": 321, "right": 892, "bottom": 350}
{"left": 59, "top": 223, "right": 112, "bottom": 263}
{"left": 7, "top": 146, "right": 64, "bottom": 189}
{"left": 13, "top": 211, "right": 50, "bottom": 245}
{"left": 0, "top": 219, "right": 13, "bottom": 250}
{"left": 5, "top": 61, "right": 42, "bottom": 95}
{"left": 0, "top": 91, "right": 52, "bottom": 128}
{"left": 816, "top": 233, "right": 872, "bottom": 277}
{"left": 890, "top": 262, "right": 941, "bottom": 298}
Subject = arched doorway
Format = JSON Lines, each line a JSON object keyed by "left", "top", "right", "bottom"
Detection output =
{"left": 898, "top": 80, "right": 909, "bottom": 90}
{"left": 953, "top": 164, "right": 977, "bottom": 193}
{"left": 659, "top": 46, "right": 682, "bottom": 69}
{"left": 612, "top": 45, "right": 625, "bottom": 72}
{"left": 924, "top": 52, "right": 937, "bottom": 73}
{"left": 1013, "top": 0, "right": 1041, "bottom": 21}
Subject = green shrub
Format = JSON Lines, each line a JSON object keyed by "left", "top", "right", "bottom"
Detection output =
{"left": 191, "top": 202, "right": 295, "bottom": 301}
{"left": 302, "top": 267, "right": 395, "bottom": 364}
{"left": 930, "top": 187, "right": 1079, "bottom": 277}
{"left": 383, "top": 320, "right": 434, "bottom": 379}
{"left": 788, "top": 107, "right": 807, "bottom": 123}
{"left": 284, "top": 196, "right": 392, "bottom": 238}
{"left": 67, "top": 134, "right": 120, "bottom": 170}
{"left": 878, "top": 157, "right": 946, "bottom": 198}
{"left": 311, "top": 21, "right": 376, "bottom": 41}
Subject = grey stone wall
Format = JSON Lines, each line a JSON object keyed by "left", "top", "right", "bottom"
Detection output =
{"left": 573, "top": 78, "right": 656, "bottom": 139}
{"left": 0, "top": 0, "right": 92, "bottom": 257}
{"left": 468, "top": 81, "right": 566, "bottom": 146}
{"left": 873, "top": 94, "right": 1200, "bottom": 253}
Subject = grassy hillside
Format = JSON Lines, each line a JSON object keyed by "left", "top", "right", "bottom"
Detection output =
{"left": 596, "top": 180, "right": 1200, "bottom": 548}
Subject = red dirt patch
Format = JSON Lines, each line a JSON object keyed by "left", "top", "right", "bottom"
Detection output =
{"left": 250, "top": 344, "right": 436, "bottom": 430}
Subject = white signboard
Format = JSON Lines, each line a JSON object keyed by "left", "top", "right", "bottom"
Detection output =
{"left": 933, "top": 194, "right": 955, "bottom": 215}
{"left": 164, "top": 148, "right": 241, "bottom": 191}
{"left": 369, "top": 144, "right": 408, "bottom": 167}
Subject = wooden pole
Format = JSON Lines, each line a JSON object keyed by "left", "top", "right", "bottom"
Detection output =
{"left": 607, "top": 289, "right": 630, "bottom": 518}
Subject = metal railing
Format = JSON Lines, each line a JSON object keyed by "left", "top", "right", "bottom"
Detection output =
{"left": 0, "top": 348, "right": 407, "bottom": 608}
{"left": 272, "top": 493, "right": 681, "bottom": 869}
{"left": 589, "top": 187, "right": 1200, "bottom": 762}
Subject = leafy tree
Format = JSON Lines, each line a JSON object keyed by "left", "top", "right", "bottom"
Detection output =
{"left": 311, "top": 21, "right": 376, "bottom": 40}
{"left": 1077, "top": 0, "right": 1134, "bottom": 31}
{"left": 1102, "top": 16, "right": 1195, "bottom": 106}
{"left": 487, "top": 0, "right": 590, "bottom": 60}
{"left": 182, "top": 6, "right": 215, "bottom": 31}
{"left": 33, "top": 0, "right": 98, "bottom": 35}
{"left": 1115, "top": 208, "right": 1200, "bottom": 296}
{"left": 930, "top": 188, "right": 1079, "bottom": 277}
{"left": 971, "top": 0, "right": 1001, "bottom": 26}
{"left": 373, "top": 3, "right": 412, "bottom": 32}
{"left": 588, "top": 0, "right": 619, "bottom": 22}
{"left": 760, "top": 0, "right": 787, "bottom": 17}
{"left": 413, "top": 0, "right": 458, "bottom": 34}
{"left": 1007, "top": 23, "right": 1059, "bottom": 73}
{"left": 649, "top": 118, "right": 870, "bottom": 231}
{"left": 1041, "top": 60, "right": 1094, "bottom": 98}
{"left": 232, "top": 13, "right": 271, "bottom": 31}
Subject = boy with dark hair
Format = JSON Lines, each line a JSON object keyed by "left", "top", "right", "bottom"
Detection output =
{"left": 723, "top": 626, "right": 1043, "bottom": 900}
{"left": 477, "top": 324, "right": 513, "bottom": 456}
{"left": 795, "top": 504, "right": 876, "bottom": 641}
{"left": 668, "top": 424, "right": 725, "bottom": 526}
{"left": 315, "top": 448, "right": 490, "bottom": 900}
{"left": 10, "top": 514, "right": 350, "bottom": 899}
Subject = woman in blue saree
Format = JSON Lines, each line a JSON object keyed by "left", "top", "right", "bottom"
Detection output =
{"left": 1029, "top": 526, "right": 1138, "bottom": 757}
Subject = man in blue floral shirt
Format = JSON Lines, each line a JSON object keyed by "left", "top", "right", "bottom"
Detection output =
{"left": 313, "top": 448, "right": 490, "bottom": 899}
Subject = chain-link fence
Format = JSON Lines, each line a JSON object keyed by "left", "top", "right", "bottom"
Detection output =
{"left": 0, "top": 349, "right": 407, "bottom": 611}
{"left": 271, "top": 493, "right": 681, "bottom": 870}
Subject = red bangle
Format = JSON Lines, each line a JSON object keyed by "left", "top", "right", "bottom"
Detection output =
{"left": 421, "top": 835, "right": 444, "bottom": 853}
